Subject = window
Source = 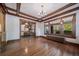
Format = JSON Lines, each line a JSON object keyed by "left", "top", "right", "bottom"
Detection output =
{"left": 31, "top": 23, "right": 36, "bottom": 33}
{"left": 62, "top": 16, "right": 73, "bottom": 36}
{"left": 53, "top": 24, "right": 61, "bottom": 34}
{"left": 45, "top": 26, "right": 49, "bottom": 34}
{"left": 44, "top": 23, "right": 49, "bottom": 34}
{"left": 51, "top": 19, "right": 61, "bottom": 34}
{"left": 21, "top": 21, "right": 36, "bottom": 36}
{"left": 64, "top": 22, "right": 72, "bottom": 34}
{"left": 44, "top": 14, "right": 76, "bottom": 38}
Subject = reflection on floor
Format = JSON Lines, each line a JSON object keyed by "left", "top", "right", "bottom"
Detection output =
{"left": 0, "top": 37, "right": 79, "bottom": 56}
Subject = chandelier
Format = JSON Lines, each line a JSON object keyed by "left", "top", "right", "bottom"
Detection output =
{"left": 39, "top": 5, "right": 46, "bottom": 17}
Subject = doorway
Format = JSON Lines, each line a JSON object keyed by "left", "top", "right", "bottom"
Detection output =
{"left": 20, "top": 19, "right": 36, "bottom": 38}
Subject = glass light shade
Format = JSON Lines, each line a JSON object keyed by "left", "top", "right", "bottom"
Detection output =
{"left": 25, "top": 23, "right": 28, "bottom": 25}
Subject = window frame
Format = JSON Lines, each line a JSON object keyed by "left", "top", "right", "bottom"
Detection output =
{"left": 44, "top": 14, "right": 76, "bottom": 38}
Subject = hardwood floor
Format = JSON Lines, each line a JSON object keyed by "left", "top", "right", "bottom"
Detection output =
{"left": 0, "top": 37, "right": 79, "bottom": 56}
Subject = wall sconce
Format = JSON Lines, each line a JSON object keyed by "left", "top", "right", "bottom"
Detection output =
{"left": 0, "top": 24, "right": 2, "bottom": 32}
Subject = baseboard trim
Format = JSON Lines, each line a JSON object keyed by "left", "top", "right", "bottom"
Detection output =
{"left": 41, "top": 36, "right": 79, "bottom": 46}
{"left": 7, "top": 39, "right": 20, "bottom": 44}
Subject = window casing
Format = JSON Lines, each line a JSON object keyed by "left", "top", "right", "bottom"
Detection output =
{"left": 44, "top": 14, "right": 76, "bottom": 38}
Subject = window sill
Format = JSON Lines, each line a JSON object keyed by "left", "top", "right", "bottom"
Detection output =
{"left": 46, "top": 34, "right": 76, "bottom": 39}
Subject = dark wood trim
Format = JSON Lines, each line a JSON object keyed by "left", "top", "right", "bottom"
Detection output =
{"left": 61, "top": 14, "right": 76, "bottom": 38}
{"left": 6, "top": 6, "right": 39, "bottom": 20}
{"left": 16, "top": 3, "right": 21, "bottom": 14}
{"left": 41, "top": 3, "right": 77, "bottom": 19}
{"left": 20, "top": 19, "right": 36, "bottom": 24}
{"left": 44, "top": 14, "right": 76, "bottom": 38}
{"left": 19, "top": 19, "right": 21, "bottom": 40}
{"left": 20, "top": 20, "right": 36, "bottom": 37}
{"left": 42, "top": 7, "right": 79, "bottom": 22}
{"left": 0, "top": 3, "right": 7, "bottom": 14}
{"left": 19, "top": 12, "right": 39, "bottom": 20}
{"left": 42, "top": 36, "right": 79, "bottom": 45}
{"left": 72, "top": 14, "right": 76, "bottom": 38}
{"left": 6, "top": 39, "right": 21, "bottom": 45}
{"left": 6, "top": 6, "right": 16, "bottom": 12}
{"left": 44, "top": 14, "right": 75, "bottom": 23}
{"left": 2, "top": 3, "right": 8, "bottom": 13}
{"left": 3, "top": 3, "right": 78, "bottom": 22}
{"left": 7, "top": 11, "right": 39, "bottom": 22}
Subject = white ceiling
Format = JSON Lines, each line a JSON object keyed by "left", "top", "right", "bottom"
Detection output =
{"left": 6, "top": 3, "right": 16, "bottom": 9}
{"left": 5, "top": 3, "right": 68, "bottom": 18}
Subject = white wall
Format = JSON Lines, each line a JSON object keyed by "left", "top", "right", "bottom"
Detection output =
{"left": 5, "top": 11, "right": 79, "bottom": 44}
{"left": 76, "top": 10, "right": 79, "bottom": 40}
{"left": 6, "top": 14, "right": 20, "bottom": 41}
{"left": 36, "top": 22, "right": 44, "bottom": 36}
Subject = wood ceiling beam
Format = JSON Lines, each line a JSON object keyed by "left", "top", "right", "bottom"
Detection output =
{"left": 16, "top": 3, "right": 21, "bottom": 14}
{"left": 5, "top": 3, "right": 77, "bottom": 22}
{"left": 44, "top": 13, "right": 76, "bottom": 23}
{"left": 41, "top": 3, "right": 77, "bottom": 19}
{"left": 7, "top": 11, "right": 39, "bottom": 22}
{"left": 19, "top": 11, "right": 39, "bottom": 20}
{"left": 0, "top": 3, "right": 8, "bottom": 13}
{"left": 6, "top": 6, "right": 39, "bottom": 20}
{"left": 6, "top": 6, "right": 16, "bottom": 12}
{"left": 41, "top": 7, "right": 79, "bottom": 22}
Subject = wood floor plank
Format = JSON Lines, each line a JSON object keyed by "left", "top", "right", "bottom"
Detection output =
{"left": 0, "top": 37, "right": 79, "bottom": 56}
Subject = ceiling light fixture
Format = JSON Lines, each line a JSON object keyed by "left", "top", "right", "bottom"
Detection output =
{"left": 39, "top": 5, "right": 46, "bottom": 17}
